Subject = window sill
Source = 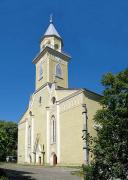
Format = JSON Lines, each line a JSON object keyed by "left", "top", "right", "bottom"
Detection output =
{"left": 55, "top": 76, "right": 63, "bottom": 80}
{"left": 38, "top": 76, "right": 43, "bottom": 81}
{"left": 50, "top": 142, "right": 56, "bottom": 145}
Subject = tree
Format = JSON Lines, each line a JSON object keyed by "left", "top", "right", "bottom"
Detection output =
{"left": 84, "top": 69, "right": 128, "bottom": 179}
{"left": 0, "top": 121, "right": 17, "bottom": 161}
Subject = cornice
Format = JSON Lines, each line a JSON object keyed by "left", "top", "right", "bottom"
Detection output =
{"left": 32, "top": 46, "right": 71, "bottom": 64}
{"left": 82, "top": 88, "right": 103, "bottom": 101}
{"left": 56, "top": 88, "right": 102, "bottom": 104}
{"left": 57, "top": 89, "right": 83, "bottom": 104}
{"left": 34, "top": 83, "right": 48, "bottom": 94}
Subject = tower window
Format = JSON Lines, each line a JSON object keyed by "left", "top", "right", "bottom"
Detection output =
{"left": 39, "top": 62, "right": 43, "bottom": 80}
{"left": 55, "top": 63, "right": 62, "bottom": 78}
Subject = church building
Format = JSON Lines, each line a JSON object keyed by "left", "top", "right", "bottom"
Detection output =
{"left": 18, "top": 17, "right": 102, "bottom": 166}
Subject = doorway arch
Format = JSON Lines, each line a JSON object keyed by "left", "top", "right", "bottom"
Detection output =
{"left": 53, "top": 154, "right": 57, "bottom": 165}
{"left": 50, "top": 153, "right": 57, "bottom": 165}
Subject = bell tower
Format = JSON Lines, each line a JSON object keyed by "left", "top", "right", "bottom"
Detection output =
{"left": 33, "top": 17, "right": 71, "bottom": 90}
{"left": 40, "top": 15, "right": 63, "bottom": 52}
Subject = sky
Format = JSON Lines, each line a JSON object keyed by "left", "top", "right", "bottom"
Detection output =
{"left": 0, "top": 0, "right": 128, "bottom": 122}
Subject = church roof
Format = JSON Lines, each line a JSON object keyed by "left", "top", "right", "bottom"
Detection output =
{"left": 43, "top": 15, "right": 61, "bottom": 39}
{"left": 44, "top": 22, "right": 61, "bottom": 38}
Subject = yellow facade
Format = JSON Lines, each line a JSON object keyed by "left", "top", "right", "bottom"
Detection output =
{"left": 18, "top": 19, "right": 102, "bottom": 166}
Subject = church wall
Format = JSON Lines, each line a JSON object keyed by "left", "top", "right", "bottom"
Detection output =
{"left": 83, "top": 94, "right": 101, "bottom": 137}
{"left": 18, "top": 109, "right": 28, "bottom": 163}
{"left": 31, "top": 86, "right": 49, "bottom": 164}
{"left": 56, "top": 89, "right": 78, "bottom": 101}
{"left": 18, "top": 109, "right": 30, "bottom": 164}
{"left": 59, "top": 94, "right": 83, "bottom": 165}
{"left": 18, "top": 122, "right": 26, "bottom": 163}
{"left": 83, "top": 94, "right": 102, "bottom": 162}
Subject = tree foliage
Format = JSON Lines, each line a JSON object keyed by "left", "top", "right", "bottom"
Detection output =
{"left": 0, "top": 121, "right": 17, "bottom": 161}
{"left": 84, "top": 69, "right": 128, "bottom": 179}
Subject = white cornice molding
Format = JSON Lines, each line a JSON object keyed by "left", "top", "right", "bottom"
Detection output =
{"left": 34, "top": 83, "right": 48, "bottom": 94}
{"left": 57, "top": 89, "right": 83, "bottom": 104}
{"left": 32, "top": 46, "right": 71, "bottom": 64}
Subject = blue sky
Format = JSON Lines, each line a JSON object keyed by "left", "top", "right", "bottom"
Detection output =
{"left": 0, "top": 0, "right": 128, "bottom": 122}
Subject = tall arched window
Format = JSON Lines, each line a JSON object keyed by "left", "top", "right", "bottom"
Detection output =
{"left": 55, "top": 63, "right": 62, "bottom": 78}
{"left": 50, "top": 116, "right": 56, "bottom": 144}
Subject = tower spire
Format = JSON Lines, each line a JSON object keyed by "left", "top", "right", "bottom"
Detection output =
{"left": 43, "top": 15, "right": 61, "bottom": 38}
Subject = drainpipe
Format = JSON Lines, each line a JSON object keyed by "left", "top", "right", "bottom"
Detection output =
{"left": 82, "top": 104, "right": 89, "bottom": 165}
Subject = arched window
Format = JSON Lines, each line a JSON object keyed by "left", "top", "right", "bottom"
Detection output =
{"left": 50, "top": 116, "right": 56, "bottom": 144}
{"left": 55, "top": 63, "right": 62, "bottom": 78}
{"left": 51, "top": 97, "right": 56, "bottom": 104}
{"left": 28, "top": 125, "right": 31, "bottom": 147}
{"left": 39, "top": 62, "right": 43, "bottom": 79}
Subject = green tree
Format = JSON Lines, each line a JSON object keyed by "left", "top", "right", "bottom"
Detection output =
{"left": 84, "top": 69, "right": 128, "bottom": 179}
{"left": 0, "top": 121, "right": 17, "bottom": 161}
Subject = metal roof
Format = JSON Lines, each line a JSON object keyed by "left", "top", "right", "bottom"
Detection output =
{"left": 44, "top": 22, "right": 61, "bottom": 38}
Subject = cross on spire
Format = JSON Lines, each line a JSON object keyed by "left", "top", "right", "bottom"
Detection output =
{"left": 50, "top": 14, "right": 53, "bottom": 23}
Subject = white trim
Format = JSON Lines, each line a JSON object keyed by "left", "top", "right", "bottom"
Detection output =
{"left": 31, "top": 117, "right": 34, "bottom": 156}
{"left": 47, "top": 57, "right": 49, "bottom": 82}
{"left": 25, "top": 120, "right": 28, "bottom": 162}
{"left": 46, "top": 108, "right": 50, "bottom": 163}
{"left": 57, "top": 104, "right": 60, "bottom": 163}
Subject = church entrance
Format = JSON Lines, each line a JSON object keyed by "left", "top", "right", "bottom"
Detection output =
{"left": 50, "top": 153, "right": 57, "bottom": 165}
{"left": 53, "top": 154, "right": 57, "bottom": 165}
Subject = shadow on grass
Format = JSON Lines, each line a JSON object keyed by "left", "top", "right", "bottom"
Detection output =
{"left": 0, "top": 168, "right": 36, "bottom": 180}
